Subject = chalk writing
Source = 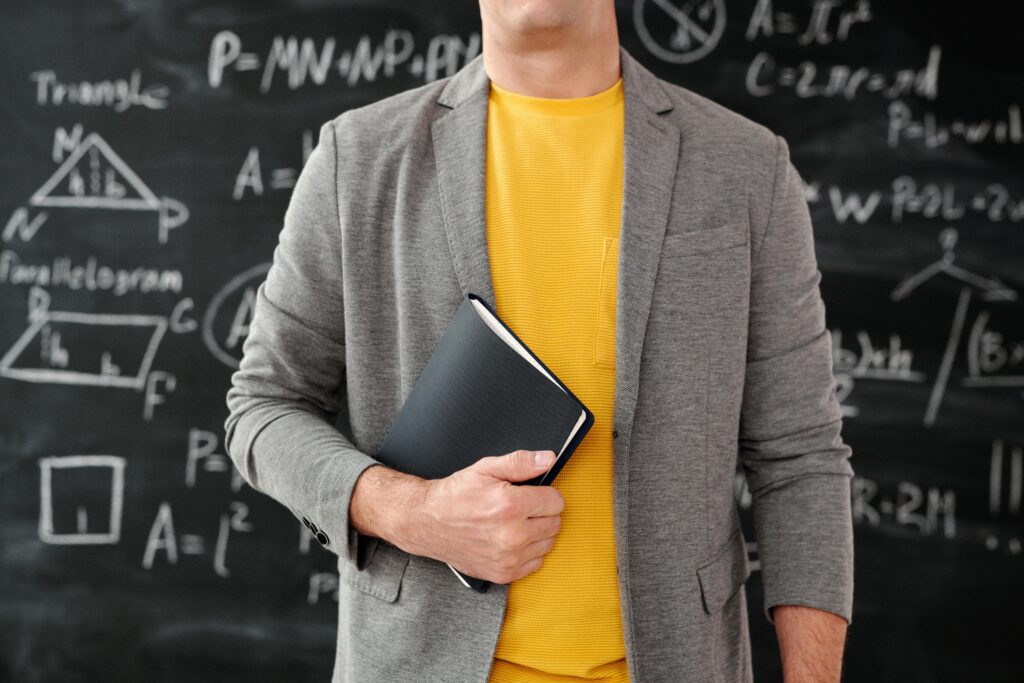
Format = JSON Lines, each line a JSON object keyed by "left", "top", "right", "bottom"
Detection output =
{"left": 141, "top": 500, "right": 253, "bottom": 577}
{"left": 832, "top": 329, "right": 921, "bottom": 382}
{"left": 232, "top": 131, "right": 314, "bottom": 200}
{"left": 746, "top": 0, "right": 872, "bottom": 45}
{"left": 186, "top": 429, "right": 245, "bottom": 492}
{"left": 0, "top": 250, "right": 184, "bottom": 294}
{"left": 746, "top": 45, "right": 940, "bottom": 101}
{"left": 28, "top": 68, "right": 169, "bottom": 112}
{"left": 987, "top": 439, "right": 1022, "bottom": 555}
{"left": 208, "top": 30, "right": 481, "bottom": 93}
{"left": 964, "top": 310, "right": 1024, "bottom": 389}
{"left": 889, "top": 101, "right": 1023, "bottom": 148}
{"left": 799, "top": 177, "right": 1024, "bottom": 226}
{"left": 852, "top": 475, "right": 957, "bottom": 539}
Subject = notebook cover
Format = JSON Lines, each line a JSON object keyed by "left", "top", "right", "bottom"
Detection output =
{"left": 374, "top": 292, "right": 595, "bottom": 593}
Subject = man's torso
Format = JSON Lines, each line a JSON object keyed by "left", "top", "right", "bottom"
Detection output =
{"left": 484, "top": 74, "right": 629, "bottom": 681}
{"left": 328, "top": 46, "right": 770, "bottom": 682}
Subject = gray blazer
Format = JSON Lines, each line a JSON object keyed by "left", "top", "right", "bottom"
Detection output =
{"left": 225, "top": 44, "right": 854, "bottom": 682}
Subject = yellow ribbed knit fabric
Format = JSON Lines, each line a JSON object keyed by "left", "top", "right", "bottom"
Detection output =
{"left": 484, "top": 75, "right": 630, "bottom": 682}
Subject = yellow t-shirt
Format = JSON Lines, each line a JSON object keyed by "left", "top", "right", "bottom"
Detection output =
{"left": 485, "top": 75, "right": 629, "bottom": 682}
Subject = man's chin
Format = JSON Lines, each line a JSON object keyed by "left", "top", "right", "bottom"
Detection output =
{"left": 506, "top": 1, "right": 581, "bottom": 34}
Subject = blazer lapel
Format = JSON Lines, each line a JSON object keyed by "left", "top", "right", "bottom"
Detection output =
{"left": 432, "top": 57, "right": 495, "bottom": 308}
{"left": 611, "top": 47, "right": 680, "bottom": 450}
{"left": 432, "top": 44, "right": 680, "bottom": 451}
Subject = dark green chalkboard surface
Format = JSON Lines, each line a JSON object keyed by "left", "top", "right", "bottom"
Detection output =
{"left": 1, "top": 1, "right": 1021, "bottom": 681}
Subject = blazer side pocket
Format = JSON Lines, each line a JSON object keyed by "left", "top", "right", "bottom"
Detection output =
{"left": 696, "top": 527, "right": 752, "bottom": 614}
{"left": 340, "top": 538, "right": 410, "bottom": 603}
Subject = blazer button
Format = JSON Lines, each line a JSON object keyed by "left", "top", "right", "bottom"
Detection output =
{"left": 315, "top": 531, "right": 330, "bottom": 546}
{"left": 612, "top": 429, "right": 619, "bottom": 439}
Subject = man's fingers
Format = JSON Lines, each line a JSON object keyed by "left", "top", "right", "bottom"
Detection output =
{"left": 514, "top": 555, "right": 545, "bottom": 580}
{"left": 473, "top": 449, "right": 556, "bottom": 483}
{"left": 507, "top": 485, "right": 565, "bottom": 517}
{"left": 521, "top": 514, "right": 561, "bottom": 543}
{"left": 520, "top": 533, "right": 558, "bottom": 561}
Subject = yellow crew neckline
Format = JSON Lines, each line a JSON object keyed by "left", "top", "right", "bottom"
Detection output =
{"left": 488, "top": 76, "right": 623, "bottom": 117}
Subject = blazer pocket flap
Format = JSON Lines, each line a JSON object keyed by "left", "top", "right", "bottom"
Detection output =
{"left": 341, "top": 538, "right": 410, "bottom": 603}
{"left": 696, "top": 528, "right": 752, "bottom": 614}
{"left": 662, "top": 223, "right": 747, "bottom": 257}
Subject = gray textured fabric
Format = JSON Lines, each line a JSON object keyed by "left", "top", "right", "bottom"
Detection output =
{"left": 224, "top": 44, "right": 854, "bottom": 683}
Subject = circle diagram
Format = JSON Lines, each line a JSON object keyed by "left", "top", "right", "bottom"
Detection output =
{"left": 634, "top": 0, "right": 726, "bottom": 64}
{"left": 203, "top": 263, "right": 271, "bottom": 369}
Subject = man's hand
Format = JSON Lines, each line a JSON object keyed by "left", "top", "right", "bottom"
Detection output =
{"left": 348, "top": 449, "right": 564, "bottom": 583}
{"left": 391, "top": 449, "right": 564, "bottom": 584}
{"left": 772, "top": 604, "right": 848, "bottom": 682}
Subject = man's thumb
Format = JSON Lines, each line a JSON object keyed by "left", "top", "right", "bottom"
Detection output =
{"left": 474, "top": 449, "right": 555, "bottom": 482}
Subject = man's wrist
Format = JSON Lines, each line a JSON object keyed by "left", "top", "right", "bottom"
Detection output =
{"left": 349, "top": 464, "right": 430, "bottom": 550}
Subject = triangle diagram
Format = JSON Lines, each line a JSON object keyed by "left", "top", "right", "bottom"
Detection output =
{"left": 30, "top": 133, "right": 161, "bottom": 211}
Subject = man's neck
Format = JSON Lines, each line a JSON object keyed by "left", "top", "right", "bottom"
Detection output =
{"left": 480, "top": 15, "right": 621, "bottom": 99}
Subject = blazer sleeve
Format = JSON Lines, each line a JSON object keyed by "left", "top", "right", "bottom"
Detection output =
{"left": 223, "top": 116, "right": 383, "bottom": 571}
{"left": 738, "top": 134, "right": 855, "bottom": 626}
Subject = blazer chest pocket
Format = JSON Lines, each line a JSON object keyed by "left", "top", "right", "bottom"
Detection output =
{"left": 661, "top": 223, "right": 747, "bottom": 258}
{"left": 340, "top": 538, "right": 411, "bottom": 603}
{"left": 696, "top": 527, "right": 752, "bottom": 614}
{"left": 593, "top": 236, "right": 619, "bottom": 369}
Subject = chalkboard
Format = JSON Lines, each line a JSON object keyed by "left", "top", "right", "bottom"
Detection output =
{"left": 1, "top": 1, "right": 1021, "bottom": 681}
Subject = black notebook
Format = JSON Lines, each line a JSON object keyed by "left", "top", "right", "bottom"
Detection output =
{"left": 374, "top": 292, "right": 594, "bottom": 593}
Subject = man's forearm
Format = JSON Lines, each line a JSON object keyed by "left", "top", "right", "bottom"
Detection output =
{"left": 349, "top": 464, "right": 429, "bottom": 548}
{"left": 773, "top": 604, "right": 848, "bottom": 682}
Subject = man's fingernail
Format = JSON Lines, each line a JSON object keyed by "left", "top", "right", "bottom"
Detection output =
{"left": 534, "top": 451, "right": 554, "bottom": 466}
